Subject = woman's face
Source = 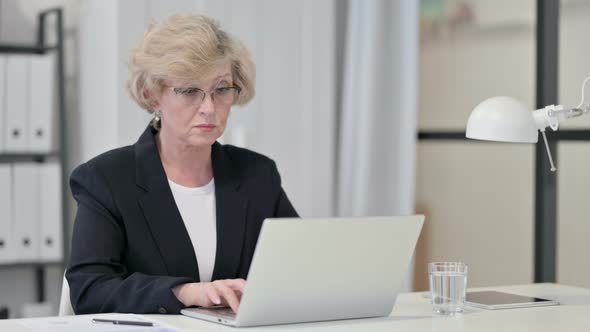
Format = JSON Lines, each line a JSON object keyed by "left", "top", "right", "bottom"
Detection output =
{"left": 154, "top": 62, "right": 236, "bottom": 148}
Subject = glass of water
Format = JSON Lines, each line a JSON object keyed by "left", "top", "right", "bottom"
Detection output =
{"left": 428, "top": 262, "right": 468, "bottom": 315}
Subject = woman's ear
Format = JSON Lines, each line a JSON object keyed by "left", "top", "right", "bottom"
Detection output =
{"left": 144, "top": 89, "right": 160, "bottom": 110}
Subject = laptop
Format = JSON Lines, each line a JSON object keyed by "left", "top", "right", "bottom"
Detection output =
{"left": 181, "top": 215, "right": 425, "bottom": 327}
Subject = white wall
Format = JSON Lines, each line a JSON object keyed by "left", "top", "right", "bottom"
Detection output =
{"left": 419, "top": 0, "right": 590, "bottom": 289}
{"left": 415, "top": 0, "right": 537, "bottom": 289}
{"left": 557, "top": 1, "right": 590, "bottom": 288}
{"left": 415, "top": 143, "right": 535, "bottom": 289}
{"left": 416, "top": 0, "right": 590, "bottom": 290}
{"left": 418, "top": 24, "right": 535, "bottom": 130}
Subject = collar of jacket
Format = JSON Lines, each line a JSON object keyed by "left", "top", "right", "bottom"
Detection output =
{"left": 133, "top": 125, "right": 247, "bottom": 281}
{"left": 134, "top": 126, "right": 240, "bottom": 191}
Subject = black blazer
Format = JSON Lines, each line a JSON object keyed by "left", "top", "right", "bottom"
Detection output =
{"left": 66, "top": 126, "right": 298, "bottom": 315}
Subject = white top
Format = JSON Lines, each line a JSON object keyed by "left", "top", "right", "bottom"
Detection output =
{"left": 168, "top": 178, "right": 217, "bottom": 283}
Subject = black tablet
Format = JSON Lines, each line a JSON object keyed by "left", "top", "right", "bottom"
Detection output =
{"left": 466, "top": 290, "right": 559, "bottom": 310}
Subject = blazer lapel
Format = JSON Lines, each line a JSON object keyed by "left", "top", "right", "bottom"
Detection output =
{"left": 211, "top": 142, "right": 248, "bottom": 280}
{"left": 135, "top": 127, "right": 200, "bottom": 280}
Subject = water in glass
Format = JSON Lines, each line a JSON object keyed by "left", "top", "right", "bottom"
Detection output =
{"left": 429, "top": 263, "right": 467, "bottom": 315}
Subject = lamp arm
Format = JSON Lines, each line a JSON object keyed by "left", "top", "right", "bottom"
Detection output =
{"left": 547, "top": 106, "right": 590, "bottom": 120}
{"left": 532, "top": 104, "right": 590, "bottom": 132}
{"left": 533, "top": 105, "right": 564, "bottom": 131}
{"left": 531, "top": 103, "right": 590, "bottom": 172}
{"left": 532, "top": 105, "right": 571, "bottom": 173}
{"left": 576, "top": 75, "right": 590, "bottom": 109}
{"left": 539, "top": 129, "right": 557, "bottom": 172}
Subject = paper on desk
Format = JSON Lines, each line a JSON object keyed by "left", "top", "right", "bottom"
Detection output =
{"left": 17, "top": 313, "right": 179, "bottom": 332}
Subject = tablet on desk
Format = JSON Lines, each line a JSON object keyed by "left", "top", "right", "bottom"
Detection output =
{"left": 466, "top": 290, "right": 559, "bottom": 310}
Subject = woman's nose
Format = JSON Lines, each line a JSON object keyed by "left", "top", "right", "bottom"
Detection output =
{"left": 198, "top": 94, "right": 216, "bottom": 115}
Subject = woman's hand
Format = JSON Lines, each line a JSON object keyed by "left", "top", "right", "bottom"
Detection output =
{"left": 173, "top": 279, "right": 246, "bottom": 313}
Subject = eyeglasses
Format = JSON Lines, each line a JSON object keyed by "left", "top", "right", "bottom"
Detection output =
{"left": 169, "top": 85, "right": 241, "bottom": 108}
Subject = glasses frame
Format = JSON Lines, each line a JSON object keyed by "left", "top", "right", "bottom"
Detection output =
{"left": 168, "top": 84, "right": 242, "bottom": 107}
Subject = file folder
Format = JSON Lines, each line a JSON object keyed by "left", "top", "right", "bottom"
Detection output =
{"left": 13, "top": 163, "right": 39, "bottom": 261}
{"left": 0, "top": 57, "right": 5, "bottom": 152}
{"left": 0, "top": 165, "right": 14, "bottom": 263}
{"left": 39, "top": 162, "right": 62, "bottom": 261}
{"left": 29, "top": 53, "right": 57, "bottom": 153}
{"left": 4, "top": 55, "right": 30, "bottom": 152}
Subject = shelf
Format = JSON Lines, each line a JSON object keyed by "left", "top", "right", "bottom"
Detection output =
{"left": 0, "top": 44, "right": 57, "bottom": 54}
{"left": 0, "top": 261, "right": 63, "bottom": 269}
{"left": 0, "top": 8, "right": 70, "bottom": 304}
{"left": 417, "top": 129, "right": 590, "bottom": 142}
{"left": 549, "top": 129, "right": 590, "bottom": 141}
{"left": 0, "top": 152, "right": 60, "bottom": 163}
{"left": 0, "top": 8, "right": 68, "bottom": 304}
{"left": 418, "top": 131, "right": 467, "bottom": 140}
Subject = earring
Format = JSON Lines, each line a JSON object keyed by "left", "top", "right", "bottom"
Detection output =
{"left": 152, "top": 110, "right": 162, "bottom": 130}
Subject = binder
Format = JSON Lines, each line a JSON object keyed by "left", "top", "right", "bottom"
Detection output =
{"left": 0, "top": 165, "right": 14, "bottom": 263}
{"left": 39, "top": 162, "right": 62, "bottom": 261}
{"left": 4, "top": 55, "right": 30, "bottom": 152}
{"left": 29, "top": 53, "right": 57, "bottom": 153}
{"left": 13, "top": 163, "right": 39, "bottom": 261}
{"left": 0, "top": 56, "right": 6, "bottom": 152}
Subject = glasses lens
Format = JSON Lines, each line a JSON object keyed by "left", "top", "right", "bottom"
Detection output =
{"left": 214, "top": 87, "right": 238, "bottom": 105}
{"left": 174, "top": 87, "right": 205, "bottom": 106}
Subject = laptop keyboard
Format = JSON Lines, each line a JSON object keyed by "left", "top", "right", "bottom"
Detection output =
{"left": 197, "top": 307, "right": 237, "bottom": 319}
{"left": 215, "top": 308, "right": 237, "bottom": 319}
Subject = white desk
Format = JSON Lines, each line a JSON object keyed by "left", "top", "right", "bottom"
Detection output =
{"left": 2, "top": 283, "right": 590, "bottom": 331}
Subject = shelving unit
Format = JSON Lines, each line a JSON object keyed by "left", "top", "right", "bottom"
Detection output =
{"left": 0, "top": 7, "right": 68, "bottom": 308}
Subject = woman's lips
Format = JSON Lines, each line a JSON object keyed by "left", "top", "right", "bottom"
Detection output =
{"left": 195, "top": 124, "right": 216, "bottom": 132}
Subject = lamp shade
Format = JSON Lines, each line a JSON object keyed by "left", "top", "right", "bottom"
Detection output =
{"left": 466, "top": 96, "right": 539, "bottom": 143}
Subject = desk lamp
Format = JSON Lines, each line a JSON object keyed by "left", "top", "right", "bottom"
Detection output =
{"left": 466, "top": 76, "right": 590, "bottom": 171}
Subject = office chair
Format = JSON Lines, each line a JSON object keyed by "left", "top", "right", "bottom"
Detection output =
{"left": 58, "top": 274, "right": 74, "bottom": 316}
